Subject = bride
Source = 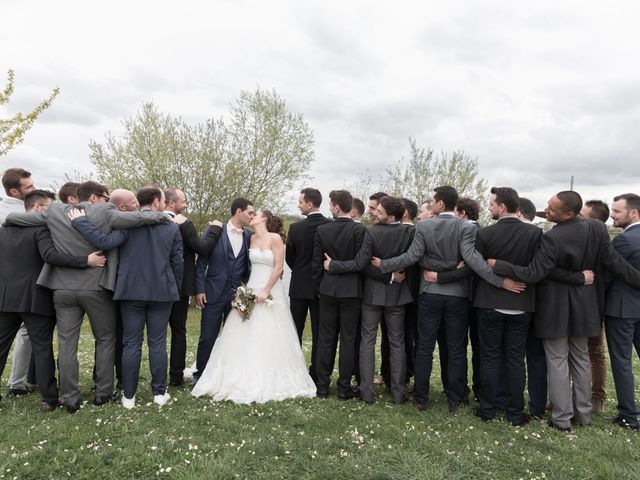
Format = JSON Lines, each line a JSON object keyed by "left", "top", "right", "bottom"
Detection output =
{"left": 192, "top": 210, "right": 317, "bottom": 403}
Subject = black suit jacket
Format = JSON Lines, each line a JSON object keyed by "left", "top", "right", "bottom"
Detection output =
{"left": 493, "top": 217, "right": 640, "bottom": 337}
{"left": 0, "top": 226, "right": 87, "bottom": 316}
{"left": 471, "top": 217, "right": 542, "bottom": 311}
{"left": 286, "top": 213, "right": 331, "bottom": 299}
{"left": 328, "top": 223, "right": 415, "bottom": 306}
{"left": 313, "top": 217, "right": 366, "bottom": 298}
{"left": 178, "top": 220, "right": 222, "bottom": 297}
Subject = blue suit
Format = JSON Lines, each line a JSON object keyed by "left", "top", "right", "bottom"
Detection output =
{"left": 194, "top": 223, "right": 252, "bottom": 376}
{"left": 605, "top": 224, "right": 640, "bottom": 427}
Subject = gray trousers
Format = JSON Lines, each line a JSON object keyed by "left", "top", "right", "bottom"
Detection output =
{"left": 360, "top": 303, "right": 406, "bottom": 404}
{"left": 54, "top": 289, "right": 117, "bottom": 405}
{"left": 543, "top": 336, "right": 591, "bottom": 429}
{"left": 8, "top": 324, "right": 31, "bottom": 388}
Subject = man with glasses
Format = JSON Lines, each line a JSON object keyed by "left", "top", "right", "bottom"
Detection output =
{"left": 4, "top": 181, "right": 170, "bottom": 412}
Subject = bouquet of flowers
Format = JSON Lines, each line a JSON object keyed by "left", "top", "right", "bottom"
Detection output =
{"left": 231, "top": 283, "right": 273, "bottom": 321}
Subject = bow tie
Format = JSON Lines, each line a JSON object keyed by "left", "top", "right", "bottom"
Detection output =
{"left": 230, "top": 226, "right": 244, "bottom": 235}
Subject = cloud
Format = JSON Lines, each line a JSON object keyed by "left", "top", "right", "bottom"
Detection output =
{"left": 3, "top": 0, "right": 640, "bottom": 214}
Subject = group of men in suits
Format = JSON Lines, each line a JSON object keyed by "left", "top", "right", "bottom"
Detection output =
{"left": 286, "top": 184, "right": 640, "bottom": 431}
{"left": 3, "top": 165, "right": 640, "bottom": 431}
{"left": 0, "top": 168, "right": 230, "bottom": 412}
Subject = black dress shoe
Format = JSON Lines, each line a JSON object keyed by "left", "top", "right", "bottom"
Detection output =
{"left": 40, "top": 401, "right": 59, "bottom": 413}
{"left": 316, "top": 390, "right": 329, "bottom": 399}
{"left": 609, "top": 415, "right": 639, "bottom": 430}
{"left": 169, "top": 378, "right": 185, "bottom": 387}
{"left": 8, "top": 386, "right": 36, "bottom": 398}
{"left": 511, "top": 413, "right": 531, "bottom": 427}
{"left": 547, "top": 419, "right": 571, "bottom": 432}
{"left": 66, "top": 401, "right": 82, "bottom": 414}
{"left": 94, "top": 391, "right": 121, "bottom": 406}
{"left": 337, "top": 389, "right": 358, "bottom": 401}
{"left": 473, "top": 408, "right": 493, "bottom": 422}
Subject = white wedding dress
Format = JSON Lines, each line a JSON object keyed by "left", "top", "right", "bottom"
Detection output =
{"left": 192, "top": 248, "right": 317, "bottom": 404}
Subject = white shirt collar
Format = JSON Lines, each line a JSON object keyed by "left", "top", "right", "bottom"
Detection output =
{"left": 625, "top": 221, "right": 640, "bottom": 231}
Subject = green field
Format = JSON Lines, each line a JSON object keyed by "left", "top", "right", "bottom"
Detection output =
{"left": 1, "top": 310, "right": 639, "bottom": 479}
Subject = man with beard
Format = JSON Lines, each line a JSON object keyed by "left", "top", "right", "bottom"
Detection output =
{"left": 605, "top": 193, "right": 640, "bottom": 429}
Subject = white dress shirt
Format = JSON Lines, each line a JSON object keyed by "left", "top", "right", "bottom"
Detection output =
{"left": 226, "top": 222, "right": 244, "bottom": 257}
{"left": 625, "top": 221, "right": 640, "bottom": 231}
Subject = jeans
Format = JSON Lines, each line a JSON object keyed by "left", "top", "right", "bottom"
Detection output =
{"left": 121, "top": 300, "right": 173, "bottom": 399}
{"left": 476, "top": 308, "right": 530, "bottom": 423}
{"left": 413, "top": 293, "right": 468, "bottom": 406}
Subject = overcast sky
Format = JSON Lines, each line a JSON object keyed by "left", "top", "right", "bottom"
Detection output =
{"left": 2, "top": 0, "right": 639, "bottom": 214}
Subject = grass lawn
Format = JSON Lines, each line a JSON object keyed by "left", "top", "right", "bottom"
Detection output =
{"left": 1, "top": 309, "right": 639, "bottom": 480}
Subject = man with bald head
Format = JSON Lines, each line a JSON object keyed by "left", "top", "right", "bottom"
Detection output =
{"left": 83, "top": 189, "right": 138, "bottom": 390}
{"left": 490, "top": 191, "right": 640, "bottom": 431}
{"left": 110, "top": 189, "right": 140, "bottom": 212}
{"left": 4, "top": 181, "right": 170, "bottom": 412}
{"left": 164, "top": 188, "right": 222, "bottom": 386}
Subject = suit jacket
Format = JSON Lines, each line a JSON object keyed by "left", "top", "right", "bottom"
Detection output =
{"left": 286, "top": 213, "right": 331, "bottom": 299}
{"left": 605, "top": 224, "right": 640, "bottom": 318}
{"left": 0, "top": 226, "right": 88, "bottom": 316}
{"left": 71, "top": 214, "right": 184, "bottom": 302}
{"left": 313, "top": 217, "right": 366, "bottom": 298}
{"left": 379, "top": 213, "right": 504, "bottom": 298}
{"left": 5, "top": 202, "right": 168, "bottom": 292}
{"left": 328, "top": 223, "right": 415, "bottom": 306}
{"left": 493, "top": 217, "right": 640, "bottom": 337}
{"left": 195, "top": 223, "right": 252, "bottom": 304}
{"left": 471, "top": 217, "right": 542, "bottom": 311}
{"left": 177, "top": 220, "right": 222, "bottom": 297}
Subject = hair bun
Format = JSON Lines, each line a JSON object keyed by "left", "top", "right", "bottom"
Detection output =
{"left": 263, "top": 210, "right": 286, "bottom": 242}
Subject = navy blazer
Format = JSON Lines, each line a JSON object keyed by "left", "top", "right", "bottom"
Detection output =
{"left": 195, "top": 223, "right": 252, "bottom": 304}
{"left": 606, "top": 224, "right": 640, "bottom": 318}
{"left": 71, "top": 214, "right": 183, "bottom": 302}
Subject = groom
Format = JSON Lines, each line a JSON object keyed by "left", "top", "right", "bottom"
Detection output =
{"left": 194, "top": 197, "right": 254, "bottom": 379}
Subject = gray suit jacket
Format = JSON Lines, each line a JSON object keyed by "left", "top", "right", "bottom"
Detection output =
{"left": 5, "top": 202, "right": 168, "bottom": 291}
{"left": 379, "top": 213, "right": 503, "bottom": 298}
{"left": 329, "top": 223, "right": 415, "bottom": 306}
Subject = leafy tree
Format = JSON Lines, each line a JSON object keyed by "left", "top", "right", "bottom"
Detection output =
{"left": 90, "top": 88, "right": 314, "bottom": 230}
{"left": 382, "top": 138, "right": 488, "bottom": 206}
{"left": 347, "top": 138, "right": 490, "bottom": 223}
{"left": 0, "top": 69, "right": 59, "bottom": 156}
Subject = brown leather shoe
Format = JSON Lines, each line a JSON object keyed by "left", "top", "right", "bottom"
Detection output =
{"left": 409, "top": 395, "right": 426, "bottom": 411}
